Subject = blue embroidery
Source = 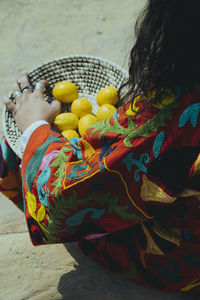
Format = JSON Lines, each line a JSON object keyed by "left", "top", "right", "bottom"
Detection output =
{"left": 153, "top": 131, "right": 165, "bottom": 158}
{"left": 36, "top": 167, "right": 51, "bottom": 207}
{"left": 99, "top": 135, "right": 120, "bottom": 161}
{"left": 99, "top": 162, "right": 106, "bottom": 172}
{"left": 174, "top": 85, "right": 190, "bottom": 99}
{"left": 57, "top": 208, "right": 105, "bottom": 232}
{"left": 179, "top": 103, "right": 200, "bottom": 128}
{"left": 69, "top": 137, "right": 82, "bottom": 159}
{"left": 122, "top": 152, "right": 149, "bottom": 182}
{"left": 65, "top": 208, "right": 105, "bottom": 227}
{"left": 25, "top": 134, "right": 62, "bottom": 191}
{"left": 66, "top": 159, "right": 94, "bottom": 181}
{"left": 113, "top": 109, "right": 120, "bottom": 119}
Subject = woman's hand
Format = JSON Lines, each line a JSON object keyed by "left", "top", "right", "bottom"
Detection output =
{"left": 3, "top": 71, "right": 61, "bottom": 133}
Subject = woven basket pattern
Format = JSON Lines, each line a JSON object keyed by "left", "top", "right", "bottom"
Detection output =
{"left": 2, "top": 55, "right": 128, "bottom": 159}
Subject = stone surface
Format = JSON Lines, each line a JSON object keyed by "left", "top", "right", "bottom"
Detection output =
{"left": 0, "top": 0, "right": 198, "bottom": 299}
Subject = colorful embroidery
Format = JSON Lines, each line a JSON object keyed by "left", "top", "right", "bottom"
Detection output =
{"left": 122, "top": 152, "right": 149, "bottom": 182}
{"left": 25, "top": 134, "right": 62, "bottom": 191}
{"left": 69, "top": 137, "right": 82, "bottom": 159}
{"left": 153, "top": 131, "right": 165, "bottom": 158}
{"left": 25, "top": 191, "right": 48, "bottom": 233}
{"left": 124, "top": 102, "right": 178, "bottom": 147}
{"left": 141, "top": 175, "right": 176, "bottom": 203}
{"left": 179, "top": 103, "right": 200, "bottom": 128}
{"left": 36, "top": 167, "right": 51, "bottom": 207}
{"left": 125, "top": 95, "right": 142, "bottom": 116}
{"left": 2, "top": 83, "right": 200, "bottom": 296}
{"left": 40, "top": 150, "right": 59, "bottom": 171}
{"left": 50, "top": 145, "right": 72, "bottom": 197}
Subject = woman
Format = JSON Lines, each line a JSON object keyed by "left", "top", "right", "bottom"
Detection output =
{"left": 1, "top": 0, "right": 200, "bottom": 296}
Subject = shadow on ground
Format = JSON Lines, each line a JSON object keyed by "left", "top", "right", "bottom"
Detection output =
{"left": 57, "top": 243, "right": 198, "bottom": 300}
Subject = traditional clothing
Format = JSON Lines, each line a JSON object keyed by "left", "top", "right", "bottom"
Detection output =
{"left": 1, "top": 84, "right": 200, "bottom": 296}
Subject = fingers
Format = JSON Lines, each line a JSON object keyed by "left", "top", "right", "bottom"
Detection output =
{"left": 20, "top": 71, "right": 32, "bottom": 93}
{"left": 3, "top": 96, "right": 15, "bottom": 114}
{"left": 51, "top": 99, "right": 61, "bottom": 113}
{"left": 34, "top": 79, "right": 50, "bottom": 97}
{"left": 12, "top": 78, "right": 21, "bottom": 95}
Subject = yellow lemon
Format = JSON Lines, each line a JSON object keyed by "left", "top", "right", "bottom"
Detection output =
{"left": 96, "top": 104, "right": 116, "bottom": 120}
{"left": 96, "top": 86, "right": 118, "bottom": 106}
{"left": 71, "top": 98, "right": 92, "bottom": 118}
{"left": 52, "top": 81, "right": 78, "bottom": 103}
{"left": 78, "top": 114, "right": 98, "bottom": 136}
{"left": 53, "top": 113, "right": 79, "bottom": 131}
{"left": 61, "top": 129, "right": 79, "bottom": 140}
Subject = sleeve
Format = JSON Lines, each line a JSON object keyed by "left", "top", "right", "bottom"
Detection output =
{"left": 0, "top": 137, "right": 23, "bottom": 211}
{"left": 21, "top": 121, "right": 154, "bottom": 246}
{"left": 21, "top": 120, "right": 49, "bottom": 151}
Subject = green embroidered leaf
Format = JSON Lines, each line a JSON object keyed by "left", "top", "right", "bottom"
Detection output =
{"left": 105, "top": 193, "right": 145, "bottom": 221}
{"left": 50, "top": 147, "right": 71, "bottom": 168}
{"left": 90, "top": 117, "right": 136, "bottom": 139}
{"left": 124, "top": 102, "right": 179, "bottom": 147}
{"left": 50, "top": 146, "right": 73, "bottom": 197}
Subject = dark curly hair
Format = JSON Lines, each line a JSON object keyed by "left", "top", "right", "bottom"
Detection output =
{"left": 118, "top": 0, "right": 200, "bottom": 107}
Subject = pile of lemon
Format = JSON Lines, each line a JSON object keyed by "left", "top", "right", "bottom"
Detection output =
{"left": 52, "top": 81, "right": 118, "bottom": 139}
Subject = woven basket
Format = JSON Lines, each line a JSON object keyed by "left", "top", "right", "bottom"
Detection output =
{"left": 2, "top": 55, "right": 128, "bottom": 159}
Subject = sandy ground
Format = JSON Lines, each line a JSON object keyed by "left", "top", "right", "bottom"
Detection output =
{"left": 0, "top": 1, "right": 198, "bottom": 299}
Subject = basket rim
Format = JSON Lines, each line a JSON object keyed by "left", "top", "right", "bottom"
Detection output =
{"left": 28, "top": 54, "right": 129, "bottom": 78}
{"left": 2, "top": 55, "right": 129, "bottom": 159}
